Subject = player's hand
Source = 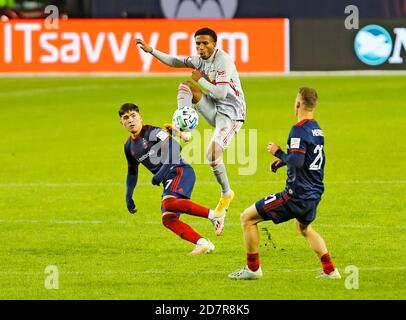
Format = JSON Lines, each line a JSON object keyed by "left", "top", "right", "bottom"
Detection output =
{"left": 267, "top": 142, "right": 280, "bottom": 156}
{"left": 151, "top": 175, "right": 161, "bottom": 186}
{"left": 164, "top": 123, "right": 175, "bottom": 135}
{"left": 135, "top": 38, "right": 153, "bottom": 53}
{"left": 163, "top": 123, "right": 193, "bottom": 143}
{"left": 126, "top": 198, "right": 137, "bottom": 214}
{"left": 270, "top": 160, "right": 284, "bottom": 173}
{"left": 191, "top": 69, "right": 203, "bottom": 81}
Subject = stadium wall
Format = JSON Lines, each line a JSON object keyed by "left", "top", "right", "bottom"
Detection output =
{"left": 89, "top": 0, "right": 406, "bottom": 19}
{"left": 1, "top": 17, "right": 406, "bottom": 74}
{"left": 291, "top": 19, "right": 406, "bottom": 70}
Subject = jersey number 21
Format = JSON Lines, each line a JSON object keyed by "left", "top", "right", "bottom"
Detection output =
{"left": 309, "top": 145, "right": 323, "bottom": 170}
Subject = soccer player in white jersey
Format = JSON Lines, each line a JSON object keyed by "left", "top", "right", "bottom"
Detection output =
{"left": 136, "top": 28, "right": 246, "bottom": 233}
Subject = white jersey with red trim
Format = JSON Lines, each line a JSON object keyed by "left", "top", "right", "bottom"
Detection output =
{"left": 184, "top": 49, "right": 246, "bottom": 121}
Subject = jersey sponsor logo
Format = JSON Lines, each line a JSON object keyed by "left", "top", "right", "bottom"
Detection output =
{"left": 156, "top": 130, "right": 169, "bottom": 142}
{"left": 290, "top": 137, "right": 301, "bottom": 149}
{"left": 217, "top": 70, "right": 226, "bottom": 76}
{"left": 138, "top": 149, "right": 155, "bottom": 162}
{"left": 312, "top": 129, "right": 324, "bottom": 137}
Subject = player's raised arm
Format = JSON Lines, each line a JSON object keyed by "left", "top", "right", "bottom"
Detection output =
{"left": 135, "top": 38, "right": 199, "bottom": 69}
{"left": 192, "top": 56, "right": 231, "bottom": 100}
{"left": 135, "top": 38, "right": 153, "bottom": 53}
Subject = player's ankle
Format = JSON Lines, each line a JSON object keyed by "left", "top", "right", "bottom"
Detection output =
{"left": 222, "top": 190, "right": 231, "bottom": 197}
{"left": 197, "top": 238, "right": 209, "bottom": 245}
{"left": 208, "top": 209, "right": 215, "bottom": 220}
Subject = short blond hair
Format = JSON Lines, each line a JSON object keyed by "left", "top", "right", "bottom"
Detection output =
{"left": 298, "top": 87, "right": 318, "bottom": 109}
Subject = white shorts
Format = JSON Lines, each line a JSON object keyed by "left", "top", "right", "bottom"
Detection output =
{"left": 195, "top": 93, "right": 243, "bottom": 150}
{"left": 212, "top": 113, "right": 243, "bottom": 150}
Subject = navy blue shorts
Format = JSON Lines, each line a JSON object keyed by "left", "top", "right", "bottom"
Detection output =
{"left": 255, "top": 190, "right": 320, "bottom": 225}
{"left": 161, "top": 165, "right": 196, "bottom": 213}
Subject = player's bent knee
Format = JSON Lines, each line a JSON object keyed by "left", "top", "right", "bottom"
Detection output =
{"left": 162, "top": 212, "right": 177, "bottom": 228}
{"left": 178, "top": 83, "right": 192, "bottom": 94}
{"left": 296, "top": 222, "right": 309, "bottom": 237}
{"left": 299, "top": 229, "right": 307, "bottom": 237}
{"left": 162, "top": 197, "right": 176, "bottom": 212}
{"left": 183, "top": 81, "right": 202, "bottom": 103}
{"left": 240, "top": 210, "right": 252, "bottom": 226}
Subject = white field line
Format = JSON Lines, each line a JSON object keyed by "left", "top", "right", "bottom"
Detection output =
{"left": 0, "top": 266, "right": 405, "bottom": 276}
{"left": 0, "top": 219, "right": 404, "bottom": 230}
{"left": 0, "top": 180, "right": 405, "bottom": 188}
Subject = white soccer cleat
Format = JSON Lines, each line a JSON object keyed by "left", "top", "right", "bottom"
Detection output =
{"left": 228, "top": 266, "right": 263, "bottom": 280}
{"left": 316, "top": 268, "right": 342, "bottom": 279}
{"left": 189, "top": 239, "right": 215, "bottom": 255}
{"left": 211, "top": 215, "right": 226, "bottom": 236}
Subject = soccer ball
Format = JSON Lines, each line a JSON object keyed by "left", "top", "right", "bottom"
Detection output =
{"left": 172, "top": 107, "right": 199, "bottom": 132}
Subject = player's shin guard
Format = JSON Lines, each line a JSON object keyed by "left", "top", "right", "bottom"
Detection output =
{"left": 209, "top": 159, "right": 231, "bottom": 195}
{"left": 162, "top": 198, "right": 209, "bottom": 218}
{"left": 162, "top": 213, "right": 202, "bottom": 244}
{"left": 177, "top": 83, "right": 193, "bottom": 109}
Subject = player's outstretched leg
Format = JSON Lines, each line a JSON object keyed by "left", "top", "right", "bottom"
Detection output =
{"left": 162, "top": 197, "right": 226, "bottom": 236}
{"left": 184, "top": 80, "right": 217, "bottom": 127}
{"left": 295, "top": 220, "right": 341, "bottom": 279}
{"left": 162, "top": 212, "right": 215, "bottom": 255}
{"left": 177, "top": 83, "right": 193, "bottom": 109}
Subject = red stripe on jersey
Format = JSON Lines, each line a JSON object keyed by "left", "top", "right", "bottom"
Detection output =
{"left": 263, "top": 194, "right": 291, "bottom": 211}
{"left": 223, "top": 121, "right": 238, "bottom": 145}
{"left": 229, "top": 82, "right": 240, "bottom": 96}
{"left": 215, "top": 82, "right": 230, "bottom": 85}
{"left": 178, "top": 88, "right": 191, "bottom": 94}
{"left": 290, "top": 149, "right": 305, "bottom": 154}
{"left": 295, "top": 119, "right": 316, "bottom": 126}
{"left": 263, "top": 198, "right": 285, "bottom": 211}
{"left": 170, "top": 170, "right": 178, "bottom": 192}
{"left": 263, "top": 196, "right": 286, "bottom": 210}
{"left": 263, "top": 201, "right": 281, "bottom": 211}
{"left": 171, "top": 167, "right": 183, "bottom": 192}
{"left": 170, "top": 168, "right": 180, "bottom": 192}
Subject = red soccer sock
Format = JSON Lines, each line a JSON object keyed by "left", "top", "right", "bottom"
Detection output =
{"left": 247, "top": 253, "right": 260, "bottom": 272}
{"left": 320, "top": 252, "right": 335, "bottom": 274}
{"left": 162, "top": 198, "right": 209, "bottom": 218}
{"left": 162, "top": 214, "right": 202, "bottom": 244}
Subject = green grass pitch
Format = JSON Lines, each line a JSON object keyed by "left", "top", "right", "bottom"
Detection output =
{"left": 0, "top": 75, "right": 405, "bottom": 300}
